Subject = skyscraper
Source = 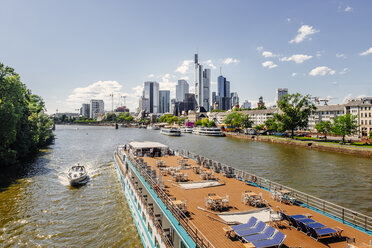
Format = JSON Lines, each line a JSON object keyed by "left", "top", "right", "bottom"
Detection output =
{"left": 202, "top": 68, "right": 210, "bottom": 111}
{"left": 276, "top": 88, "right": 288, "bottom": 103}
{"left": 176, "top": 80, "right": 189, "bottom": 102}
{"left": 194, "top": 54, "right": 203, "bottom": 109}
{"left": 159, "top": 90, "right": 170, "bottom": 113}
{"left": 80, "top": 103, "right": 90, "bottom": 118}
{"left": 90, "top": 99, "right": 104, "bottom": 119}
{"left": 242, "top": 100, "right": 251, "bottom": 109}
{"left": 231, "top": 92, "right": 239, "bottom": 108}
{"left": 143, "top": 81, "right": 159, "bottom": 113}
{"left": 217, "top": 75, "right": 231, "bottom": 110}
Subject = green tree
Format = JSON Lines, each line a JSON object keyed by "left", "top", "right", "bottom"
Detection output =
{"left": 201, "top": 118, "right": 209, "bottom": 127}
{"left": 264, "top": 118, "right": 279, "bottom": 132}
{"left": 207, "top": 121, "right": 216, "bottom": 127}
{"left": 195, "top": 120, "right": 202, "bottom": 126}
{"left": 240, "top": 114, "right": 253, "bottom": 129}
{"left": 315, "top": 121, "right": 332, "bottom": 140}
{"left": 105, "top": 113, "right": 117, "bottom": 122}
{"left": 210, "top": 109, "right": 226, "bottom": 113}
{"left": 224, "top": 112, "right": 252, "bottom": 129}
{"left": 332, "top": 114, "right": 359, "bottom": 144}
{"left": 275, "top": 93, "right": 316, "bottom": 139}
{"left": 254, "top": 124, "right": 265, "bottom": 132}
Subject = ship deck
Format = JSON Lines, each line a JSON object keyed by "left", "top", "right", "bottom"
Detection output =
{"left": 135, "top": 154, "right": 371, "bottom": 248}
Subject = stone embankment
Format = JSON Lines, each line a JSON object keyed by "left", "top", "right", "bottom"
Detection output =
{"left": 225, "top": 133, "right": 372, "bottom": 158}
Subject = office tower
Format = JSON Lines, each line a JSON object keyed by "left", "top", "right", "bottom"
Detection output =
{"left": 217, "top": 75, "right": 231, "bottom": 110}
{"left": 80, "top": 103, "right": 90, "bottom": 118}
{"left": 176, "top": 80, "right": 189, "bottom": 102}
{"left": 276, "top": 88, "right": 288, "bottom": 103}
{"left": 139, "top": 97, "right": 150, "bottom": 112}
{"left": 194, "top": 54, "right": 203, "bottom": 109}
{"left": 202, "top": 69, "right": 210, "bottom": 111}
{"left": 143, "top": 81, "right": 159, "bottom": 113}
{"left": 242, "top": 100, "right": 251, "bottom": 109}
{"left": 90, "top": 99, "right": 104, "bottom": 119}
{"left": 170, "top": 99, "right": 176, "bottom": 115}
{"left": 159, "top": 90, "right": 170, "bottom": 113}
{"left": 211, "top": 92, "right": 217, "bottom": 110}
{"left": 231, "top": 92, "right": 239, "bottom": 108}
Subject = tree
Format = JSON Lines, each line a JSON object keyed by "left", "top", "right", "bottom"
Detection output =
{"left": 105, "top": 113, "right": 117, "bottom": 122}
{"left": 275, "top": 93, "right": 316, "bottom": 139}
{"left": 240, "top": 114, "right": 253, "bottom": 129}
{"left": 201, "top": 118, "right": 209, "bottom": 127}
{"left": 332, "top": 114, "right": 359, "bottom": 144}
{"left": 207, "top": 121, "right": 216, "bottom": 127}
{"left": 254, "top": 124, "right": 265, "bottom": 132}
{"left": 265, "top": 118, "right": 279, "bottom": 132}
{"left": 210, "top": 109, "right": 226, "bottom": 113}
{"left": 315, "top": 121, "right": 332, "bottom": 140}
{"left": 195, "top": 120, "right": 202, "bottom": 126}
{"left": 224, "top": 112, "right": 252, "bottom": 129}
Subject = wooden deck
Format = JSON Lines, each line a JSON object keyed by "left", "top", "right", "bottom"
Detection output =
{"left": 138, "top": 155, "right": 371, "bottom": 248}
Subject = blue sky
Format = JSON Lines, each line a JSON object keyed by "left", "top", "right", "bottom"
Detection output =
{"left": 1, "top": 0, "right": 371, "bottom": 113}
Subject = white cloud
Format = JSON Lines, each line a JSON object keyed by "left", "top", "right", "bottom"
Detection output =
{"left": 280, "top": 54, "right": 313, "bottom": 64}
{"left": 262, "top": 61, "right": 278, "bottom": 69}
{"left": 262, "top": 51, "right": 279, "bottom": 58}
{"left": 175, "top": 60, "right": 193, "bottom": 74}
{"left": 223, "top": 58, "right": 240, "bottom": 65}
{"left": 159, "top": 74, "right": 177, "bottom": 98}
{"left": 132, "top": 85, "right": 143, "bottom": 97}
{"left": 202, "top": 59, "right": 217, "bottom": 69}
{"left": 336, "top": 53, "right": 347, "bottom": 59}
{"left": 360, "top": 47, "right": 372, "bottom": 56}
{"left": 345, "top": 6, "right": 353, "bottom": 12}
{"left": 309, "top": 66, "right": 336, "bottom": 76}
{"left": 343, "top": 93, "right": 352, "bottom": 103}
{"left": 148, "top": 74, "right": 155, "bottom": 78}
{"left": 179, "top": 76, "right": 189, "bottom": 81}
{"left": 291, "top": 73, "right": 297, "bottom": 77}
{"left": 290, "top": 25, "right": 319, "bottom": 44}
{"left": 256, "top": 46, "right": 263, "bottom": 51}
{"left": 339, "top": 68, "right": 350, "bottom": 75}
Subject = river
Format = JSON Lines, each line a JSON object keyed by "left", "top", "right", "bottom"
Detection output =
{"left": 0, "top": 125, "right": 371, "bottom": 247}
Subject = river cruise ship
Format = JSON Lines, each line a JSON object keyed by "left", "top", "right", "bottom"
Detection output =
{"left": 114, "top": 142, "right": 371, "bottom": 248}
{"left": 161, "top": 127, "right": 181, "bottom": 136}
{"left": 180, "top": 127, "right": 193, "bottom": 133}
{"left": 192, "top": 127, "right": 225, "bottom": 136}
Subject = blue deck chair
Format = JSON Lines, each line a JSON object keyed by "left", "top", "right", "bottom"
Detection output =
{"left": 298, "top": 218, "right": 315, "bottom": 224}
{"left": 231, "top": 217, "right": 258, "bottom": 231}
{"left": 306, "top": 222, "right": 325, "bottom": 229}
{"left": 280, "top": 212, "right": 290, "bottom": 225}
{"left": 235, "top": 221, "right": 266, "bottom": 237}
{"left": 297, "top": 221, "right": 310, "bottom": 234}
{"left": 308, "top": 226, "right": 337, "bottom": 241}
{"left": 251, "top": 231, "right": 286, "bottom": 248}
{"left": 288, "top": 216, "right": 300, "bottom": 229}
{"left": 290, "top": 214, "right": 307, "bottom": 220}
{"left": 242, "top": 226, "right": 275, "bottom": 243}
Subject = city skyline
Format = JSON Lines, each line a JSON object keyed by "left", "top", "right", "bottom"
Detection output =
{"left": 1, "top": 0, "right": 371, "bottom": 113}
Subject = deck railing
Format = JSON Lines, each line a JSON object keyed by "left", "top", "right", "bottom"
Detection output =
{"left": 117, "top": 149, "right": 215, "bottom": 248}
{"left": 180, "top": 149, "right": 372, "bottom": 233}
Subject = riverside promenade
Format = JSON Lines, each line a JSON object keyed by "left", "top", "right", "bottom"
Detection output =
{"left": 225, "top": 133, "right": 372, "bottom": 158}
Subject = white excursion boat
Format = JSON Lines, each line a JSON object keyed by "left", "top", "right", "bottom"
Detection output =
{"left": 192, "top": 127, "right": 225, "bottom": 136}
{"left": 160, "top": 127, "right": 181, "bottom": 136}
{"left": 147, "top": 125, "right": 160, "bottom": 130}
{"left": 67, "top": 164, "right": 88, "bottom": 185}
{"left": 180, "top": 127, "right": 193, "bottom": 133}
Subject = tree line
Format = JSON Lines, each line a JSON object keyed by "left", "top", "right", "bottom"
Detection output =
{"left": 0, "top": 63, "right": 54, "bottom": 167}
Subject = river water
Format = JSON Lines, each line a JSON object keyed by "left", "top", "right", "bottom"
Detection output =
{"left": 0, "top": 125, "right": 371, "bottom": 247}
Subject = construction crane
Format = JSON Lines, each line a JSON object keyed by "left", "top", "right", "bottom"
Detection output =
{"left": 312, "top": 97, "right": 337, "bottom": 105}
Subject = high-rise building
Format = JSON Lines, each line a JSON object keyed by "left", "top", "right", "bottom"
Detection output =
{"left": 143, "top": 81, "right": 159, "bottom": 113}
{"left": 90, "top": 99, "right": 104, "bottom": 119}
{"left": 217, "top": 75, "right": 231, "bottom": 110}
{"left": 194, "top": 54, "right": 203, "bottom": 109}
{"left": 242, "top": 100, "right": 251, "bottom": 109}
{"left": 211, "top": 92, "right": 217, "bottom": 110}
{"left": 231, "top": 92, "right": 239, "bottom": 108}
{"left": 202, "top": 69, "right": 210, "bottom": 111}
{"left": 176, "top": 80, "right": 189, "bottom": 102}
{"left": 258, "top": 96, "right": 265, "bottom": 108}
{"left": 80, "top": 103, "right": 90, "bottom": 118}
{"left": 139, "top": 97, "right": 150, "bottom": 112}
{"left": 276, "top": 88, "right": 288, "bottom": 103}
{"left": 159, "top": 90, "right": 170, "bottom": 113}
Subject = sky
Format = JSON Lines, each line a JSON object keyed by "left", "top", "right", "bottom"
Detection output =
{"left": 1, "top": 0, "right": 372, "bottom": 113}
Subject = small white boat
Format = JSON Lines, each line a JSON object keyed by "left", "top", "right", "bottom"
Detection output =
{"left": 160, "top": 127, "right": 181, "bottom": 136}
{"left": 67, "top": 164, "right": 88, "bottom": 185}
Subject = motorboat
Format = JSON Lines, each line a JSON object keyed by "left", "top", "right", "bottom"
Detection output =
{"left": 67, "top": 164, "right": 88, "bottom": 185}
{"left": 160, "top": 127, "right": 181, "bottom": 136}
{"left": 192, "top": 127, "right": 225, "bottom": 136}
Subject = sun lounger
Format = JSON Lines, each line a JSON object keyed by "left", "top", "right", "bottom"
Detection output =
{"left": 306, "top": 222, "right": 325, "bottom": 229}
{"left": 235, "top": 221, "right": 266, "bottom": 237}
{"left": 290, "top": 214, "right": 307, "bottom": 220}
{"left": 231, "top": 217, "right": 258, "bottom": 231}
{"left": 242, "top": 226, "right": 275, "bottom": 243}
{"left": 251, "top": 231, "right": 286, "bottom": 248}
{"left": 308, "top": 226, "right": 338, "bottom": 240}
{"left": 298, "top": 218, "right": 315, "bottom": 224}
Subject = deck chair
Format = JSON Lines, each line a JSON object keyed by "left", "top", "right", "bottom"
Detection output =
{"left": 306, "top": 222, "right": 325, "bottom": 230}
{"left": 308, "top": 226, "right": 338, "bottom": 241}
{"left": 251, "top": 231, "right": 286, "bottom": 248}
{"left": 235, "top": 221, "right": 266, "bottom": 237}
{"left": 231, "top": 217, "right": 258, "bottom": 231}
{"left": 290, "top": 214, "right": 307, "bottom": 220}
{"left": 242, "top": 226, "right": 276, "bottom": 243}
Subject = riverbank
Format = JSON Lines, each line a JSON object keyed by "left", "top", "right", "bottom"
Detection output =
{"left": 225, "top": 132, "right": 372, "bottom": 158}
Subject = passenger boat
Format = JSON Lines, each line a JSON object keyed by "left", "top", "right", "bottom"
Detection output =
{"left": 192, "top": 127, "right": 225, "bottom": 136}
{"left": 147, "top": 125, "right": 160, "bottom": 130}
{"left": 114, "top": 142, "right": 372, "bottom": 248}
{"left": 67, "top": 164, "right": 88, "bottom": 185}
{"left": 160, "top": 127, "right": 181, "bottom": 136}
{"left": 180, "top": 127, "right": 193, "bottom": 133}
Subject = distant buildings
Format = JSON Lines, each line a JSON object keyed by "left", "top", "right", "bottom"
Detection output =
{"left": 217, "top": 75, "right": 231, "bottom": 110}
{"left": 159, "top": 90, "right": 170, "bottom": 113}
{"left": 90, "top": 99, "right": 104, "bottom": 119}
{"left": 80, "top": 103, "right": 90, "bottom": 118}
{"left": 194, "top": 54, "right": 210, "bottom": 112}
{"left": 139, "top": 97, "right": 150, "bottom": 113}
{"left": 242, "top": 100, "right": 251, "bottom": 109}
{"left": 143, "top": 81, "right": 159, "bottom": 113}
{"left": 231, "top": 92, "right": 239, "bottom": 108}
{"left": 257, "top": 96, "right": 265, "bottom": 108}
{"left": 276, "top": 88, "right": 288, "bottom": 103}
{"left": 176, "top": 80, "right": 189, "bottom": 102}
{"left": 202, "top": 68, "right": 210, "bottom": 112}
